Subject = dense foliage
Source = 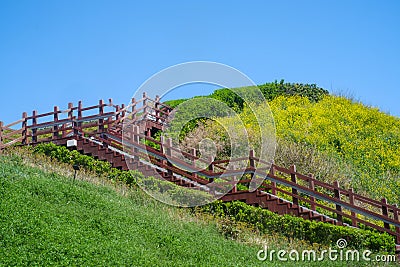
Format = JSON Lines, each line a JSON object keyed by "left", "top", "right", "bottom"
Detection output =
{"left": 180, "top": 93, "right": 400, "bottom": 204}
{"left": 196, "top": 201, "right": 395, "bottom": 253}
{"left": 269, "top": 95, "right": 400, "bottom": 203}
{"left": 32, "top": 143, "right": 212, "bottom": 206}
{"left": 208, "top": 80, "right": 329, "bottom": 112}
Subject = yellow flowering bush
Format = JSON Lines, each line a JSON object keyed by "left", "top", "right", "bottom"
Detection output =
{"left": 264, "top": 95, "right": 400, "bottom": 203}
{"left": 197, "top": 95, "right": 399, "bottom": 204}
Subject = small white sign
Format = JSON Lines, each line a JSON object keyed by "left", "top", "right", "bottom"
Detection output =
{"left": 67, "top": 139, "right": 77, "bottom": 147}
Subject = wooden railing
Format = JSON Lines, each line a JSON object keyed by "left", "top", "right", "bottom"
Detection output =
{"left": 0, "top": 93, "right": 172, "bottom": 149}
{"left": 0, "top": 95, "right": 399, "bottom": 245}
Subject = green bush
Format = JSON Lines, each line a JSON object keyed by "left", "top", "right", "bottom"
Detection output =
{"left": 31, "top": 143, "right": 212, "bottom": 206}
{"left": 197, "top": 201, "right": 395, "bottom": 253}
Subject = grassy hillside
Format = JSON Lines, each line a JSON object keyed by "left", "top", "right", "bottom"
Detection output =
{"left": 0, "top": 153, "right": 261, "bottom": 266}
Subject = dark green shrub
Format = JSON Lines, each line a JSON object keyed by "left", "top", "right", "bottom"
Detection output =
{"left": 197, "top": 201, "right": 395, "bottom": 253}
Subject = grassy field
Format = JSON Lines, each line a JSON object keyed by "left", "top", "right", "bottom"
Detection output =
{"left": 0, "top": 151, "right": 396, "bottom": 266}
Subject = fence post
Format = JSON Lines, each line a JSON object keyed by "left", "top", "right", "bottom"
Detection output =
{"left": 308, "top": 174, "right": 316, "bottom": 211}
{"left": 53, "top": 106, "right": 59, "bottom": 140}
{"left": 131, "top": 97, "right": 136, "bottom": 121}
{"left": 132, "top": 125, "right": 140, "bottom": 160}
{"left": 121, "top": 103, "right": 126, "bottom": 120}
{"left": 32, "top": 110, "right": 38, "bottom": 143}
{"left": 394, "top": 204, "right": 400, "bottom": 244}
{"left": 269, "top": 163, "right": 276, "bottom": 195}
{"left": 143, "top": 92, "right": 147, "bottom": 116}
{"left": 333, "top": 181, "right": 343, "bottom": 223}
{"left": 98, "top": 100, "right": 105, "bottom": 134}
{"left": 66, "top": 103, "right": 74, "bottom": 137}
{"left": 249, "top": 149, "right": 255, "bottom": 169}
{"left": 0, "top": 121, "right": 3, "bottom": 149}
{"left": 191, "top": 148, "right": 197, "bottom": 179}
{"left": 166, "top": 138, "right": 173, "bottom": 178}
{"left": 248, "top": 150, "right": 256, "bottom": 188}
{"left": 191, "top": 148, "right": 196, "bottom": 166}
{"left": 108, "top": 98, "right": 113, "bottom": 130}
{"left": 349, "top": 188, "right": 357, "bottom": 227}
{"left": 155, "top": 95, "right": 160, "bottom": 123}
{"left": 381, "top": 198, "right": 390, "bottom": 230}
{"left": 207, "top": 162, "right": 215, "bottom": 194}
{"left": 77, "top": 101, "right": 82, "bottom": 135}
{"left": 21, "top": 112, "right": 28, "bottom": 145}
{"left": 290, "top": 165, "right": 299, "bottom": 206}
{"left": 115, "top": 105, "right": 120, "bottom": 122}
{"left": 159, "top": 135, "right": 168, "bottom": 168}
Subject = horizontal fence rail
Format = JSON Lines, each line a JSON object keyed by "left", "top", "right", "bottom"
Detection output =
{"left": 0, "top": 94, "right": 399, "bottom": 246}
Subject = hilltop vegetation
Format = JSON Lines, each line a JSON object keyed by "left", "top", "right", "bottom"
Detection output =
{"left": 269, "top": 95, "right": 400, "bottom": 203}
{"left": 166, "top": 82, "right": 400, "bottom": 204}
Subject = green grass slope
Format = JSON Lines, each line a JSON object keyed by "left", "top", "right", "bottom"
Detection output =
{"left": 0, "top": 154, "right": 264, "bottom": 266}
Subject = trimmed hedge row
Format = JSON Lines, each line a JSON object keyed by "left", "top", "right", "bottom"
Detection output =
{"left": 196, "top": 201, "right": 395, "bottom": 253}
{"left": 31, "top": 143, "right": 211, "bottom": 206}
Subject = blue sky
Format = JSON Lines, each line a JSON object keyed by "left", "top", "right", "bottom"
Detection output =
{"left": 0, "top": 0, "right": 399, "bottom": 123}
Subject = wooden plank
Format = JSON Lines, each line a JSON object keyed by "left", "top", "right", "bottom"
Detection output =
{"left": 290, "top": 165, "right": 299, "bottom": 206}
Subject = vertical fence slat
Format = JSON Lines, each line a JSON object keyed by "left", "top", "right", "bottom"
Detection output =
{"left": 131, "top": 98, "right": 136, "bottom": 121}
{"left": 394, "top": 204, "right": 400, "bottom": 244}
{"left": 121, "top": 104, "right": 126, "bottom": 120}
{"left": 269, "top": 164, "right": 276, "bottom": 195}
{"left": 115, "top": 104, "right": 120, "bottom": 121}
{"left": 32, "top": 110, "right": 38, "bottom": 143}
{"left": 381, "top": 198, "right": 390, "bottom": 230}
{"left": 191, "top": 148, "right": 197, "bottom": 179}
{"left": 53, "top": 106, "right": 59, "bottom": 140}
{"left": 130, "top": 125, "right": 138, "bottom": 161}
{"left": 0, "top": 121, "right": 3, "bottom": 149}
{"left": 208, "top": 161, "right": 215, "bottom": 193}
{"left": 77, "top": 101, "right": 82, "bottom": 135}
{"left": 21, "top": 112, "right": 28, "bottom": 145}
{"left": 333, "top": 181, "right": 343, "bottom": 223}
{"left": 166, "top": 138, "right": 173, "bottom": 178}
{"left": 155, "top": 95, "right": 160, "bottom": 123}
{"left": 248, "top": 150, "right": 256, "bottom": 189}
{"left": 98, "top": 100, "right": 104, "bottom": 133}
{"left": 349, "top": 188, "right": 357, "bottom": 227}
{"left": 290, "top": 165, "right": 299, "bottom": 206}
{"left": 308, "top": 174, "right": 316, "bottom": 211}
{"left": 66, "top": 103, "right": 73, "bottom": 138}
{"left": 143, "top": 92, "right": 147, "bottom": 116}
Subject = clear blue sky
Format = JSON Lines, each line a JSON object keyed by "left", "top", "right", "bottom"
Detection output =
{"left": 0, "top": 0, "right": 399, "bottom": 124}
